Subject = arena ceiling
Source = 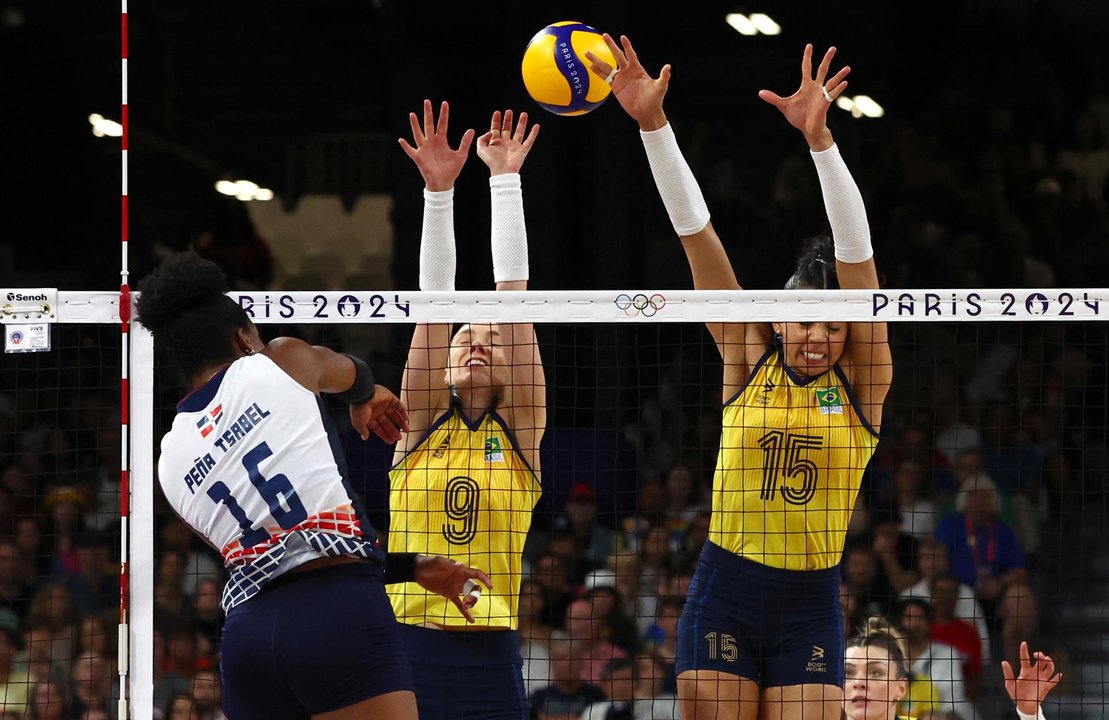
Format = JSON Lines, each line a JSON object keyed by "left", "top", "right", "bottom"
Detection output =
{"left": 1, "top": 0, "right": 1106, "bottom": 287}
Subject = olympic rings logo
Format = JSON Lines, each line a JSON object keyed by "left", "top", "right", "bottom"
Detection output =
{"left": 615, "top": 293, "right": 667, "bottom": 317}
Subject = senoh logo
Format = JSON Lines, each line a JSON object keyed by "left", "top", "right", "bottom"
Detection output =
{"left": 7, "top": 292, "right": 48, "bottom": 302}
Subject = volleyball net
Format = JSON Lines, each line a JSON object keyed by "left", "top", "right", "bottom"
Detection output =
{"left": 3, "top": 287, "right": 1107, "bottom": 719}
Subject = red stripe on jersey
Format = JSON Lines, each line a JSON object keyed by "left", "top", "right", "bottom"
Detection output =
{"left": 221, "top": 506, "right": 363, "bottom": 565}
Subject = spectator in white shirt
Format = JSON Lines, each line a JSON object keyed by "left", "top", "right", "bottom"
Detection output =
{"left": 897, "top": 597, "right": 974, "bottom": 720}
{"left": 902, "top": 537, "right": 991, "bottom": 662}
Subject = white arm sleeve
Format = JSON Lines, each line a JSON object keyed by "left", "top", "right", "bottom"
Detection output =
{"left": 1017, "top": 707, "right": 1048, "bottom": 720}
{"left": 490, "top": 173, "right": 529, "bottom": 283}
{"left": 418, "top": 188, "right": 456, "bottom": 291}
{"left": 640, "top": 123, "right": 711, "bottom": 237}
{"left": 810, "top": 143, "right": 874, "bottom": 263}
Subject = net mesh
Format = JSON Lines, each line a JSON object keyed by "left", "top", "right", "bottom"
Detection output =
{"left": 8, "top": 296, "right": 1105, "bottom": 718}
{"left": 0, "top": 324, "right": 120, "bottom": 717}
{"left": 138, "top": 306, "right": 1108, "bottom": 720}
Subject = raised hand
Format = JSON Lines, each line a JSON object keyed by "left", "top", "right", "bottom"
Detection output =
{"left": 350, "top": 385, "right": 410, "bottom": 444}
{"left": 398, "top": 99, "right": 476, "bottom": 192}
{"left": 585, "top": 33, "right": 670, "bottom": 131}
{"left": 475, "top": 109, "right": 540, "bottom": 176}
{"left": 413, "top": 555, "right": 493, "bottom": 623}
{"left": 757, "top": 44, "right": 850, "bottom": 151}
{"left": 1002, "top": 641, "right": 1062, "bottom": 716}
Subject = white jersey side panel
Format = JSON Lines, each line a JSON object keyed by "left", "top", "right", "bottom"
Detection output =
{"left": 158, "top": 354, "right": 382, "bottom": 609}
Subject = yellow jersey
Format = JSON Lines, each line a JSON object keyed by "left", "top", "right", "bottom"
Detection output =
{"left": 900, "top": 673, "right": 941, "bottom": 719}
{"left": 708, "top": 348, "right": 879, "bottom": 570}
{"left": 388, "top": 406, "right": 540, "bottom": 629}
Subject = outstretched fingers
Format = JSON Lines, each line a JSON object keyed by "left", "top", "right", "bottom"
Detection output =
{"left": 422, "top": 98, "right": 436, "bottom": 142}
{"left": 603, "top": 32, "right": 628, "bottom": 69}
{"left": 435, "top": 100, "right": 451, "bottom": 136}
{"left": 397, "top": 106, "right": 425, "bottom": 157}
{"left": 757, "top": 88, "right": 786, "bottom": 108}
{"left": 397, "top": 136, "right": 417, "bottom": 160}
{"left": 521, "top": 122, "right": 540, "bottom": 151}
{"left": 456, "top": 127, "right": 476, "bottom": 156}
{"left": 620, "top": 34, "right": 643, "bottom": 70}
{"left": 585, "top": 50, "right": 613, "bottom": 79}
{"left": 800, "top": 43, "right": 814, "bottom": 83}
{"left": 511, "top": 111, "right": 525, "bottom": 142}
{"left": 814, "top": 45, "right": 837, "bottom": 84}
{"left": 512, "top": 111, "right": 540, "bottom": 149}
{"left": 408, "top": 108, "right": 424, "bottom": 144}
{"left": 825, "top": 65, "right": 851, "bottom": 99}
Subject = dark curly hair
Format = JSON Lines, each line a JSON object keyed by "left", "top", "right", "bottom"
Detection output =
{"left": 135, "top": 251, "right": 251, "bottom": 381}
{"left": 785, "top": 234, "right": 839, "bottom": 290}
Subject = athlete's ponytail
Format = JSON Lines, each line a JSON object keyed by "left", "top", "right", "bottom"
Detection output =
{"left": 785, "top": 234, "right": 838, "bottom": 290}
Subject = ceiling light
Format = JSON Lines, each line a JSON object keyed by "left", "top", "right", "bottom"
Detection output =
{"left": 851, "top": 95, "right": 884, "bottom": 118}
{"left": 748, "top": 13, "right": 781, "bottom": 35}
{"left": 88, "top": 113, "right": 123, "bottom": 138}
{"left": 725, "top": 14, "right": 757, "bottom": 35}
{"left": 214, "top": 179, "right": 274, "bottom": 202}
{"left": 833, "top": 95, "right": 885, "bottom": 119}
{"left": 725, "top": 12, "right": 780, "bottom": 36}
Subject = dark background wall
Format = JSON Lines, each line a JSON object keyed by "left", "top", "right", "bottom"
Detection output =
{"left": 4, "top": 0, "right": 1107, "bottom": 293}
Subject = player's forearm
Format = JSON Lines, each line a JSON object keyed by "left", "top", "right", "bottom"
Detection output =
{"left": 490, "top": 173, "right": 529, "bottom": 285}
{"left": 420, "top": 188, "right": 456, "bottom": 291}
{"left": 810, "top": 143, "right": 872, "bottom": 263}
{"left": 640, "top": 122, "right": 710, "bottom": 238}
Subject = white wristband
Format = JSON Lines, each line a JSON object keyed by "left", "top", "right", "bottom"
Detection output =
{"left": 810, "top": 143, "right": 873, "bottom": 264}
{"left": 419, "top": 188, "right": 456, "bottom": 291}
{"left": 490, "top": 173, "right": 529, "bottom": 283}
{"left": 1016, "top": 707, "right": 1047, "bottom": 720}
{"left": 640, "top": 123, "right": 711, "bottom": 237}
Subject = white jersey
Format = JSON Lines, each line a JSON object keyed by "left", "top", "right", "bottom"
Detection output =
{"left": 158, "top": 354, "right": 384, "bottom": 610}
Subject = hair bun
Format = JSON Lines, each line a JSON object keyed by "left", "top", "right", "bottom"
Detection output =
{"left": 136, "top": 251, "right": 230, "bottom": 336}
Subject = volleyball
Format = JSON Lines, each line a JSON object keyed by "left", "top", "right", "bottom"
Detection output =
{"left": 521, "top": 21, "right": 617, "bottom": 116}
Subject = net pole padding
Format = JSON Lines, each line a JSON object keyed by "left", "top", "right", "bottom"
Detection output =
{"left": 129, "top": 324, "right": 156, "bottom": 719}
{"left": 226, "top": 288, "right": 1109, "bottom": 325}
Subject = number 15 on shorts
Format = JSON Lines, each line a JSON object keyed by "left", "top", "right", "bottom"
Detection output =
{"left": 705, "top": 632, "right": 738, "bottom": 662}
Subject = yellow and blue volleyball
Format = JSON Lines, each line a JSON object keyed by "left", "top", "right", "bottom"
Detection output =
{"left": 521, "top": 21, "right": 616, "bottom": 116}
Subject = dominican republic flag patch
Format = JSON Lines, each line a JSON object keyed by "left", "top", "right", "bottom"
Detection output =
{"left": 196, "top": 404, "right": 225, "bottom": 438}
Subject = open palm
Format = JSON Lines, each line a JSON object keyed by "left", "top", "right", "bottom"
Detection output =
{"left": 758, "top": 44, "right": 849, "bottom": 144}
{"left": 585, "top": 33, "right": 670, "bottom": 128}
{"left": 476, "top": 109, "right": 539, "bottom": 176}
{"left": 398, "top": 99, "right": 475, "bottom": 192}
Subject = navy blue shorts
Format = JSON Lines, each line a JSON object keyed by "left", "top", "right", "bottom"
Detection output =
{"left": 220, "top": 562, "right": 414, "bottom": 720}
{"left": 676, "top": 541, "right": 843, "bottom": 688}
{"left": 399, "top": 624, "right": 527, "bottom": 720}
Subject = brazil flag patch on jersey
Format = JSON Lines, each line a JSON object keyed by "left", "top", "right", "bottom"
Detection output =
{"left": 817, "top": 387, "right": 844, "bottom": 415}
{"left": 484, "top": 436, "right": 505, "bottom": 463}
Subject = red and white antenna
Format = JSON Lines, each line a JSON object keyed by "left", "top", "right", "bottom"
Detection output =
{"left": 118, "top": 1, "right": 131, "bottom": 718}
